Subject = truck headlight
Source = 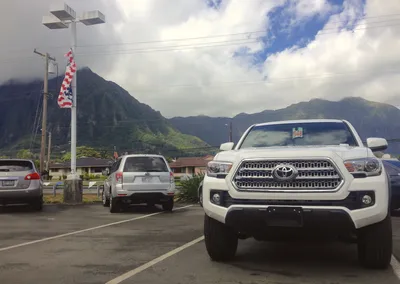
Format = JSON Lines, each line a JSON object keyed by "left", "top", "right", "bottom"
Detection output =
{"left": 207, "top": 161, "right": 233, "bottom": 178}
{"left": 344, "top": 158, "right": 382, "bottom": 177}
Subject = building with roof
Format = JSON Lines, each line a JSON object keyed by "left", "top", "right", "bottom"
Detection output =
{"left": 169, "top": 155, "right": 214, "bottom": 178}
{"left": 49, "top": 157, "right": 114, "bottom": 179}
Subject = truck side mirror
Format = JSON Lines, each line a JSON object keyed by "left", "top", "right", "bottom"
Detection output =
{"left": 220, "top": 142, "right": 234, "bottom": 151}
{"left": 367, "top": 137, "right": 388, "bottom": 152}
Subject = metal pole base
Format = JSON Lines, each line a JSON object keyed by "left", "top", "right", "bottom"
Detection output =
{"left": 63, "top": 175, "right": 83, "bottom": 204}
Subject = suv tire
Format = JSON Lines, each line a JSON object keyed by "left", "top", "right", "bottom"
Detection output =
{"left": 204, "top": 214, "right": 238, "bottom": 261}
{"left": 162, "top": 198, "right": 174, "bottom": 212}
{"left": 109, "top": 195, "right": 121, "bottom": 213}
{"left": 357, "top": 214, "right": 392, "bottom": 269}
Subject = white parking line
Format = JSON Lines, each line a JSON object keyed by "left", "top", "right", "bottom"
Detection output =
{"left": 0, "top": 205, "right": 193, "bottom": 252}
{"left": 106, "top": 236, "right": 205, "bottom": 284}
{"left": 106, "top": 251, "right": 400, "bottom": 284}
{"left": 391, "top": 255, "right": 400, "bottom": 280}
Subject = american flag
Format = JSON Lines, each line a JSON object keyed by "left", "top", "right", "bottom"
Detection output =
{"left": 58, "top": 49, "right": 77, "bottom": 108}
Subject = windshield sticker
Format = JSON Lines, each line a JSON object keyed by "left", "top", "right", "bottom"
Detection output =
{"left": 292, "top": 127, "right": 303, "bottom": 139}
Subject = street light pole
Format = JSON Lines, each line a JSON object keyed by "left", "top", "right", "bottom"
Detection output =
{"left": 42, "top": 3, "right": 105, "bottom": 203}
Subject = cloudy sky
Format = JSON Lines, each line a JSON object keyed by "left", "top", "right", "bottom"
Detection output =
{"left": 1, "top": 0, "right": 400, "bottom": 118}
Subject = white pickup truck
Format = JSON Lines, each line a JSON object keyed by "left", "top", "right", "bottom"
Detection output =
{"left": 202, "top": 119, "right": 392, "bottom": 269}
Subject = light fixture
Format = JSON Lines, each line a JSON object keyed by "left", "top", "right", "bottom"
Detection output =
{"left": 42, "top": 15, "right": 68, "bottom": 29}
{"left": 80, "top": 11, "right": 106, "bottom": 26}
{"left": 50, "top": 3, "right": 76, "bottom": 21}
{"left": 362, "top": 195, "right": 373, "bottom": 205}
{"left": 212, "top": 193, "right": 221, "bottom": 205}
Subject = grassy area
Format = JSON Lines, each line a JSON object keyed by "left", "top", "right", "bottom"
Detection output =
{"left": 44, "top": 194, "right": 101, "bottom": 204}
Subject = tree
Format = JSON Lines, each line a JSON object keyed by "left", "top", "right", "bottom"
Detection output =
{"left": 61, "top": 152, "right": 71, "bottom": 162}
{"left": 16, "top": 149, "right": 33, "bottom": 159}
{"left": 77, "top": 146, "right": 101, "bottom": 158}
{"left": 61, "top": 146, "right": 101, "bottom": 161}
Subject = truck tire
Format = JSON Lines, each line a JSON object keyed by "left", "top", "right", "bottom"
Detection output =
{"left": 357, "top": 214, "right": 392, "bottom": 269}
{"left": 204, "top": 214, "right": 238, "bottom": 261}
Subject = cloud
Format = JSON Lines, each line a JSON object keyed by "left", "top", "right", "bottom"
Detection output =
{"left": 0, "top": 0, "right": 399, "bottom": 118}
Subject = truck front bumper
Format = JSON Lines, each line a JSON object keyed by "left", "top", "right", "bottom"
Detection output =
{"left": 203, "top": 173, "right": 389, "bottom": 230}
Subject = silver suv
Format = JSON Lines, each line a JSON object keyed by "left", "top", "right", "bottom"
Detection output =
{"left": 102, "top": 154, "right": 176, "bottom": 213}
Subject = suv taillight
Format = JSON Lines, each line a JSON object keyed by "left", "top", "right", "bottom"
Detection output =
{"left": 116, "top": 172, "right": 123, "bottom": 184}
{"left": 25, "top": 172, "right": 40, "bottom": 180}
{"left": 170, "top": 172, "right": 174, "bottom": 183}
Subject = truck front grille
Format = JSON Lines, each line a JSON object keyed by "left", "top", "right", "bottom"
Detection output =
{"left": 232, "top": 159, "right": 343, "bottom": 192}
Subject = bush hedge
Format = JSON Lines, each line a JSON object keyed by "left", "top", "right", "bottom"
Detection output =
{"left": 176, "top": 173, "right": 204, "bottom": 203}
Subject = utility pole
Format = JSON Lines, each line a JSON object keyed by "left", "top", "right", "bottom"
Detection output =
{"left": 46, "top": 131, "right": 52, "bottom": 172}
{"left": 34, "top": 49, "right": 56, "bottom": 175}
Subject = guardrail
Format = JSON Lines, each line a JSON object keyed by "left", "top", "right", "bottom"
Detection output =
{"left": 45, "top": 184, "right": 181, "bottom": 197}
{"left": 46, "top": 184, "right": 104, "bottom": 197}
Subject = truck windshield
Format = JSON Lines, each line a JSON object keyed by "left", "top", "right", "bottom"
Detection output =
{"left": 239, "top": 122, "right": 358, "bottom": 149}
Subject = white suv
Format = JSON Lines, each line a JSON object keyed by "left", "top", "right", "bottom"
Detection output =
{"left": 202, "top": 119, "right": 392, "bottom": 269}
{"left": 103, "top": 154, "right": 175, "bottom": 213}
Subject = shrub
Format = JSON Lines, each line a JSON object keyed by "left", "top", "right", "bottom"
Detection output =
{"left": 176, "top": 173, "right": 204, "bottom": 203}
{"left": 62, "top": 175, "right": 67, "bottom": 180}
{"left": 83, "top": 173, "right": 90, "bottom": 181}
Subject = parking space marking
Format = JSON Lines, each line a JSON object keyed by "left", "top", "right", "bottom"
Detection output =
{"left": 391, "top": 255, "right": 400, "bottom": 280}
{"left": 0, "top": 205, "right": 193, "bottom": 252}
{"left": 106, "top": 236, "right": 205, "bottom": 284}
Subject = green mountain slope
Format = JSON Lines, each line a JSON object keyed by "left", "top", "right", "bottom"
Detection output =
{"left": 169, "top": 97, "right": 400, "bottom": 154}
{"left": 0, "top": 68, "right": 208, "bottom": 157}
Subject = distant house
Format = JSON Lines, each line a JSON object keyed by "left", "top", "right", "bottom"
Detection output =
{"left": 169, "top": 155, "right": 214, "bottom": 178}
{"left": 49, "top": 157, "right": 114, "bottom": 179}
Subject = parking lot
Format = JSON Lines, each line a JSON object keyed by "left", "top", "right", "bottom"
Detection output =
{"left": 0, "top": 204, "right": 400, "bottom": 284}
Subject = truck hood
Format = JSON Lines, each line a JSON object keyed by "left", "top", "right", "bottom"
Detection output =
{"left": 214, "top": 145, "right": 373, "bottom": 162}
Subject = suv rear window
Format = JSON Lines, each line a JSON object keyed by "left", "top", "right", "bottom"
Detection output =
{"left": 123, "top": 157, "right": 168, "bottom": 172}
{"left": 0, "top": 160, "right": 33, "bottom": 172}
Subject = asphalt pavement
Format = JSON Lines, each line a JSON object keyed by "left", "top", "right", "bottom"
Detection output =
{"left": 0, "top": 204, "right": 399, "bottom": 284}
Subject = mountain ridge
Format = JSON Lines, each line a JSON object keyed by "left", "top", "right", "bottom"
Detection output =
{"left": 0, "top": 68, "right": 209, "bottom": 158}
{"left": 169, "top": 97, "right": 400, "bottom": 154}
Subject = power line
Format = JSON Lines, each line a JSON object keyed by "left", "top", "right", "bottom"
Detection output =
{"left": 4, "top": 12, "right": 400, "bottom": 54}
{"left": 70, "top": 22, "right": 400, "bottom": 57}
{"left": 2, "top": 17, "right": 400, "bottom": 64}
{"left": 76, "top": 17, "right": 400, "bottom": 49}
{"left": 29, "top": 86, "right": 44, "bottom": 151}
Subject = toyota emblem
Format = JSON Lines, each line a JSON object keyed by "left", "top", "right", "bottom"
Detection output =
{"left": 272, "top": 164, "right": 298, "bottom": 181}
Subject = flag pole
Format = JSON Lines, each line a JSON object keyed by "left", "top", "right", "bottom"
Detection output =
{"left": 70, "top": 20, "right": 78, "bottom": 178}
